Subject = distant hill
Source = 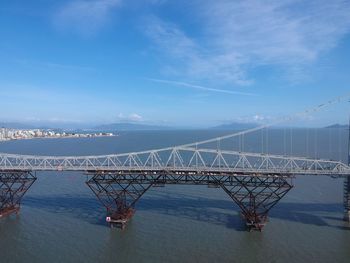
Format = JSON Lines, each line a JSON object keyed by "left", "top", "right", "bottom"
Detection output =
{"left": 0, "top": 121, "right": 172, "bottom": 131}
{"left": 0, "top": 122, "right": 36, "bottom": 129}
{"left": 0, "top": 122, "right": 84, "bottom": 130}
{"left": 93, "top": 122, "right": 172, "bottom": 131}
{"left": 325, "top": 124, "right": 348, "bottom": 129}
{"left": 211, "top": 122, "right": 258, "bottom": 130}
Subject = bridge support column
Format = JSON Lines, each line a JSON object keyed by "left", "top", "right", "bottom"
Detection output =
{"left": 344, "top": 176, "right": 350, "bottom": 222}
{"left": 86, "top": 172, "right": 152, "bottom": 229}
{"left": 0, "top": 170, "right": 36, "bottom": 218}
{"left": 220, "top": 176, "right": 293, "bottom": 231}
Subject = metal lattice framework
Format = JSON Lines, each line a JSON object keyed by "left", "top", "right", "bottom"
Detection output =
{"left": 85, "top": 170, "right": 294, "bottom": 230}
{"left": 1, "top": 140, "right": 349, "bottom": 230}
{"left": 0, "top": 136, "right": 349, "bottom": 230}
{"left": 0, "top": 148, "right": 349, "bottom": 176}
{"left": 0, "top": 170, "right": 36, "bottom": 217}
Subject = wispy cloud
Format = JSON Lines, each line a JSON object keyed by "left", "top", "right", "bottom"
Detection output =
{"left": 203, "top": 0, "right": 350, "bottom": 64}
{"left": 54, "top": 0, "right": 122, "bottom": 35}
{"left": 144, "top": 0, "right": 350, "bottom": 85}
{"left": 144, "top": 16, "right": 251, "bottom": 86}
{"left": 147, "top": 78, "right": 258, "bottom": 96}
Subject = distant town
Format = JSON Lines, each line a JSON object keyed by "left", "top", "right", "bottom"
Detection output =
{"left": 0, "top": 128, "right": 114, "bottom": 141}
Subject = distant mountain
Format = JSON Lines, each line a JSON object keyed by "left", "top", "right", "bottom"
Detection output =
{"left": 0, "top": 121, "right": 172, "bottom": 131}
{"left": 325, "top": 124, "right": 348, "bottom": 129}
{"left": 93, "top": 122, "right": 172, "bottom": 131}
{"left": 0, "top": 122, "right": 86, "bottom": 130}
{"left": 211, "top": 122, "right": 258, "bottom": 130}
{"left": 0, "top": 122, "right": 36, "bottom": 129}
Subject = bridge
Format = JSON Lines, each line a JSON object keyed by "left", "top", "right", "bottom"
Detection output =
{"left": 1, "top": 96, "right": 350, "bottom": 231}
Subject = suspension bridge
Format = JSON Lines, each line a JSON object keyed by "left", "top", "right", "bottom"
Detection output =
{"left": 1, "top": 95, "right": 350, "bottom": 231}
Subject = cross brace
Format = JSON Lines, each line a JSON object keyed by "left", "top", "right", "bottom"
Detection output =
{"left": 0, "top": 170, "right": 36, "bottom": 218}
{"left": 86, "top": 171, "right": 293, "bottom": 231}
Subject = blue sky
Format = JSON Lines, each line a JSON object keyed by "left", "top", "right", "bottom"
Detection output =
{"left": 0, "top": 0, "right": 350, "bottom": 127}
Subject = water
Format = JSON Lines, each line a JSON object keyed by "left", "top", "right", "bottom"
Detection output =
{"left": 0, "top": 129, "right": 350, "bottom": 263}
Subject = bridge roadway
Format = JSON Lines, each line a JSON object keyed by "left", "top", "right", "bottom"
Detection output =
{"left": 1, "top": 146, "right": 350, "bottom": 231}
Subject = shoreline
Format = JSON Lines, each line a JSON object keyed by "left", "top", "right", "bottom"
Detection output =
{"left": 0, "top": 134, "right": 118, "bottom": 143}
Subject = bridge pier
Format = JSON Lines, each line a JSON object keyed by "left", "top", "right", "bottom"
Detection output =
{"left": 0, "top": 170, "right": 36, "bottom": 218}
{"left": 86, "top": 172, "right": 153, "bottom": 229}
{"left": 220, "top": 176, "right": 293, "bottom": 231}
{"left": 344, "top": 176, "right": 350, "bottom": 222}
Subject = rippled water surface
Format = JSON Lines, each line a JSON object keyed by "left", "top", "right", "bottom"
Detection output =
{"left": 0, "top": 129, "right": 350, "bottom": 263}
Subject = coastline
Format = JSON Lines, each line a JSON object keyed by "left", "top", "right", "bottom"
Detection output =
{"left": 0, "top": 134, "right": 118, "bottom": 143}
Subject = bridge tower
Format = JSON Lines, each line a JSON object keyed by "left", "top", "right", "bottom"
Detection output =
{"left": 344, "top": 116, "right": 350, "bottom": 222}
{"left": 0, "top": 170, "right": 36, "bottom": 218}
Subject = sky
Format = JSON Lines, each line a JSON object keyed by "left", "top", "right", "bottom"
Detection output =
{"left": 0, "top": 0, "right": 350, "bottom": 128}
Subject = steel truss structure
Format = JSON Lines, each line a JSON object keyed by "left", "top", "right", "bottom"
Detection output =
{"left": 344, "top": 176, "right": 350, "bottom": 222}
{"left": 0, "top": 148, "right": 349, "bottom": 176}
{"left": 0, "top": 170, "right": 36, "bottom": 217}
{"left": 85, "top": 170, "right": 293, "bottom": 230}
{"left": 0, "top": 145, "right": 349, "bottom": 230}
{"left": 221, "top": 176, "right": 293, "bottom": 230}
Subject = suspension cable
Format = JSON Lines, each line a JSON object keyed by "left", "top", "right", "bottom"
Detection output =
{"left": 175, "top": 93, "right": 350, "bottom": 149}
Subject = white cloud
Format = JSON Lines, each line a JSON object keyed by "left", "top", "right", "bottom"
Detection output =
{"left": 222, "top": 114, "right": 274, "bottom": 124}
{"left": 144, "top": 0, "right": 350, "bottom": 85}
{"left": 253, "top": 115, "right": 266, "bottom": 122}
{"left": 117, "top": 113, "right": 143, "bottom": 122}
{"left": 54, "top": 0, "right": 122, "bottom": 35}
{"left": 129, "top": 113, "right": 143, "bottom": 121}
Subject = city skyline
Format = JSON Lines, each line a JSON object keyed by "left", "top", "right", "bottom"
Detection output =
{"left": 0, "top": 127, "right": 114, "bottom": 141}
{"left": 1, "top": 0, "right": 350, "bottom": 127}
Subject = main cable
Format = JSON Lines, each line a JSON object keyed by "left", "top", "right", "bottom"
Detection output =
{"left": 176, "top": 93, "right": 350, "bottom": 149}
